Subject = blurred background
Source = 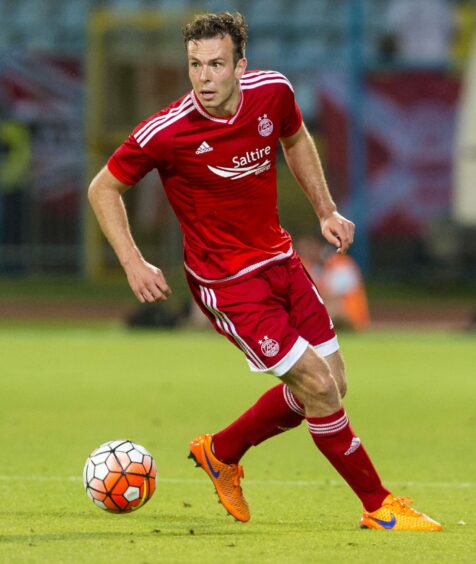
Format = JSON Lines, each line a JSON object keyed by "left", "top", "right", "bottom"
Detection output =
{"left": 0, "top": 0, "right": 475, "bottom": 329}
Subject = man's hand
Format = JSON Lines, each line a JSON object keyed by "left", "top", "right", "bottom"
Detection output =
{"left": 320, "top": 211, "right": 355, "bottom": 254}
{"left": 123, "top": 256, "right": 172, "bottom": 303}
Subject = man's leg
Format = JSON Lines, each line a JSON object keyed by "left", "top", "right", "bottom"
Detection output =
{"left": 188, "top": 353, "right": 345, "bottom": 522}
{"left": 282, "top": 346, "right": 389, "bottom": 511}
{"left": 282, "top": 346, "right": 442, "bottom": 531}
{"left": 325, "top": 349, "right": 347, "bottom": 398}
{"left": 212, "top": 383, "right": 304, "bottom": 464}
{"left": 186, "top": 266, "right": 317, "bottom": 521}
{"left": 212, "top": 352, "right": 347, "bottom": 464}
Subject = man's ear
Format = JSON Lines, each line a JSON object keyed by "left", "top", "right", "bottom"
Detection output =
{"left": 235, "top": 57, "right": 247, "bottom": 80}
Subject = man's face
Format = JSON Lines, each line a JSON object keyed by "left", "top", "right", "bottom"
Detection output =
{"left": 187, "top": 34, "right": 247, "bottom": 117}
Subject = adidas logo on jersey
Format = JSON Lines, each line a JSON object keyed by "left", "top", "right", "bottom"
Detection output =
{"left": 195, "top": 141, "right": 214, "bottom": 154}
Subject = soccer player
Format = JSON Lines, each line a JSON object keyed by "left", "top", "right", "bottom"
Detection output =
{"left": 88, "top": 12, "right": 441, "bottom": 531}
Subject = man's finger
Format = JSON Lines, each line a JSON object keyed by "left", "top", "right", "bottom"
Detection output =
{"left": 326, "top": 232, "right": 342, "bottom": 249}
{"left": 156, "top": 281, "right": 172, "bottom": 296}
{"left": 142, "top": 282, "right": 169, "bottom": 302}
{"left": 155, "top": 285, "right": 170, "bottom": 301}
{"left": 153, "top": 270, "right": 172, "bottom": 296}
{"left": 336, "top": 223, "right": 354, "bottom": 249}
{"left": 141, "top": 288, "right": 157, "bottom": 303}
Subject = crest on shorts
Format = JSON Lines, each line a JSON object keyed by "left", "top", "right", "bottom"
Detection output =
{"left": 258, "top": 114, "right": 273, "bottom": 137}
{"left": 259, "top": 336, "right": 280, "bottom": 357}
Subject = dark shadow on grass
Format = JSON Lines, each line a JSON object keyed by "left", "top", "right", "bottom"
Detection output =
{"left": 0, "top": 528, "right": 256, "bottom": 544}
{"left": 0, "top": 508, "right": 255, "bottom": 525}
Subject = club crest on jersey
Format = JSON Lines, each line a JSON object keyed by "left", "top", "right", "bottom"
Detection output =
{"left": 258, "top": 114, "right": 273, "bottom": 137}
{"left": 258, "top": 336, "right": 280, "bottom": 357}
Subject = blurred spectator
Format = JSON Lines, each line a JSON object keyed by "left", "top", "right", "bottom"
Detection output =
{"left": 451, "top": 1, "right": 476, "bottom": 64}
{"left": 0, "top": 118, "right": 31, "bottom": 270}
{"left": 296, "top": 235, "right": 370, "bottom": 332}
{"left": 383, "top": 0, "right": 455, "bottom": 65}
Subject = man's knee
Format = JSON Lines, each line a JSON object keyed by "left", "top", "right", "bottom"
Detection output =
{"left": 284, "top": 347, "right": 338, "bottom": 402}
{"left": 326, "top": 350, "right": 347, "bottom": 398}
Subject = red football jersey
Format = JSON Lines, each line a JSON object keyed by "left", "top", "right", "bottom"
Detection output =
{"left": 108, "top": 70, "right": 303, "bottom": 285}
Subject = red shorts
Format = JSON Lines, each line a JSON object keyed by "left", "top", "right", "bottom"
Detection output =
{"left": 186, "top": 254, "right": 338, "bottom": 376}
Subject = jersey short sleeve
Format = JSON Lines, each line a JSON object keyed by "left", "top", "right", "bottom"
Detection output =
{"left": 107, "top": 134, "right": 156, "bottom": 185}
{"left": 279, "top": 83, "right": 303, "bottom": 138}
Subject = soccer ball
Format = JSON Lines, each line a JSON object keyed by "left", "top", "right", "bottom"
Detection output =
{"left": 83, "top": 439, "right": 157, "bottom": 513}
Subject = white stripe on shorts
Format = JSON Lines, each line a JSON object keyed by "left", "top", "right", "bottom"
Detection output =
{"left": 247, "top": 336, "right": 308, "bottom": 377}
{"left": 248, "top": 335, "right": 339, "bottom": 377}
{"left": 199, "top": 286, "right": 267, "bottom": 370}
{"left": 314, "top": 336, "right": 339, "bottom": 357}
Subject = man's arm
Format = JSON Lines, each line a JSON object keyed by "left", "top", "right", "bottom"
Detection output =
{"left": 88, "top": 166, "right": 171, "bottom": 303}
{"left": 280, "top": 124, "right": 355, "bottom": 254}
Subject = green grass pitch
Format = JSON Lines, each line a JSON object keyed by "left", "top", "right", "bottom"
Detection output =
{"left": 0, "top": 323, "right": 475, "bottom": 563}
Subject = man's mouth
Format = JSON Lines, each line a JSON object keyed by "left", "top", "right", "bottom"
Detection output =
{"left": 200, "top": 90, "right": 216, "bottom": 101}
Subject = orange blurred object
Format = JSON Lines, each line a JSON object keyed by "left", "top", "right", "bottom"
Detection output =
{"left": 297, "top": 236, "right": 370, "bottom": 331}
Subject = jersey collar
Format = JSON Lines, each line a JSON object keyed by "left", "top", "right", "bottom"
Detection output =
{"left": 191, "top": 89, "right": 244, "bottom": 125}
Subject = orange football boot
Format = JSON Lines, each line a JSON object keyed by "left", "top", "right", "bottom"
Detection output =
{"left": 188, "top": 434, "right": 250, "bottom": 522}
{"left": 360, "top": 494, "right": 442, "bottom": 531}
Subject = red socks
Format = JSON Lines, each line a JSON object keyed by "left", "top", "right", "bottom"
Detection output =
{"left": 211, "top": 387, "right": 389, "bottom": 512}
{"left": 307, "top": 408, "right": 389, "bottom": 511}
{"left": 212, "top": 384, "right": 304, "bottom": 464}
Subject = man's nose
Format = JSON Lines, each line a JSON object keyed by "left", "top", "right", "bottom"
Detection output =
{"left": 199, "top": 65, "right": 210, "bottom": 82}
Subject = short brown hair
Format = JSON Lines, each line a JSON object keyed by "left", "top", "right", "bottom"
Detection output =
{"left": 182, "top": 12, "right": 248, "bottom": 65}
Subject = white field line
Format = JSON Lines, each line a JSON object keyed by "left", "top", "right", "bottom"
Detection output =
{"left": 0, "top": 476, "right": 473, "bottom": 489}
